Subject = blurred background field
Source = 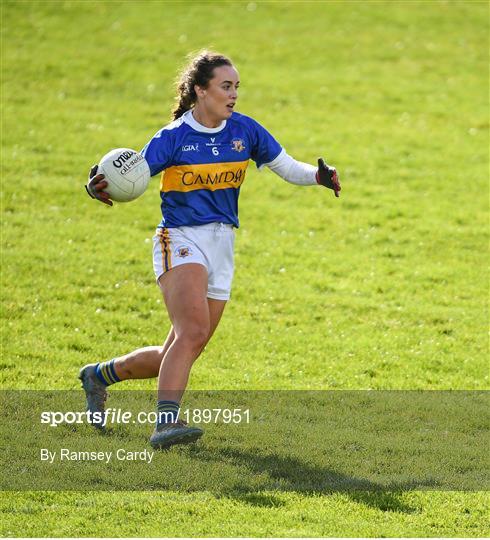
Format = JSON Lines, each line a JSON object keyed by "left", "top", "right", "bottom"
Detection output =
{"left": 1, "top": 0, "right": 488, "bottom": 537}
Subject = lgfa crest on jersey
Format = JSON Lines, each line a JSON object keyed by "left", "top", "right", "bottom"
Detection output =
{"left": 231, "top": 139, "right": 245, "bottom": 152}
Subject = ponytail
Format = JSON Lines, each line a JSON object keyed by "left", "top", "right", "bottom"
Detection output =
{"left": 172, "top": 80, "right": 196, "bottom": 120}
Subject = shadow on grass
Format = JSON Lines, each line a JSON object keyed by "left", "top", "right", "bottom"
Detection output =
{"left": 185, "top": 445, "right": 427, "bottom": 513}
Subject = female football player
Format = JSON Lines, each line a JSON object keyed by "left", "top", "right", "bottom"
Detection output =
{"left": 82, "top": 50, "right": 341, "bottom": 449}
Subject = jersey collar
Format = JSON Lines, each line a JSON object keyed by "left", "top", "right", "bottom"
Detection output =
{"left": 183, "top": 110, "right": 227, "bottom": 133}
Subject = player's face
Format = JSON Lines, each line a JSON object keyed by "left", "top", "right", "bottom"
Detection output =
{"left": 194, "top": 65, "right": 240, "bottom": 125}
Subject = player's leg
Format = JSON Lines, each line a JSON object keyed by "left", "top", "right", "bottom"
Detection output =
{"left": 97, "top": 297, "right": 226, "bottom": 381}
{"left": 155, "top": 263, "right": 216, "bottom": 403}
{"left": 79, "top": 297, "right": 225, "bottom": 412}
{"left": 79, "top": 297, "right": 225, "bottom": 430}
{"left": 205, "top": 297, "right": 227, "bottom": 342}
{"left": 78, "top": 327, "right": 172, "bottom": 421}
{"left": 150, "top": 262, "right": 217, "bottom": 447}
{"left": 111, "top": 328, "right": 174, "bottom": 380}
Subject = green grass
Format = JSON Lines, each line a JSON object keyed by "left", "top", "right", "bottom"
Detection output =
{"left": 2, "top": 391, "right": 489, "bottom": 492}
{"left": 2, "top": 491, "right": 488, "bottom": 538}
{"left": 1, "top": 0, "right": 489, "bottom": 537}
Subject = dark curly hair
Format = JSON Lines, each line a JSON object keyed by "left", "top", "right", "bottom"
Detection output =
{"left": 172, "top": 51, "right": 233, "bottom": 120}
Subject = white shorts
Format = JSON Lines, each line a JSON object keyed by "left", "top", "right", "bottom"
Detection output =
{"left": 152, "top": 223, "right": 235, "bottom": 301}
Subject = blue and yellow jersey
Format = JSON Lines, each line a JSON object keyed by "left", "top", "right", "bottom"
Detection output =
{"left": 141, "top": 110, "right": 282, "bottom": 228}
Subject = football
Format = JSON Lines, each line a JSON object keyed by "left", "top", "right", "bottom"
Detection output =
{"left": 98, "top": 148, "right": 151, "bottom": 202}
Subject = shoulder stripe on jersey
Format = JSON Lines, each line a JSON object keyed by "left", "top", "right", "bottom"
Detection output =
{"left": 160, "top": 160, "right": 249, "bottom": 193}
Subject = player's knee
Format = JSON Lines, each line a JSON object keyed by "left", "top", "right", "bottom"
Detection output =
{"left": 178, "top": 324, "right": 209, "bottom": 352}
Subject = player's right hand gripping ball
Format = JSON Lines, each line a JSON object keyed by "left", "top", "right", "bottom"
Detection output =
{"left": 85, "top": 164, "right": 113, "bottom": 206}
{"left": 316, "top": 158, "right": 341, "bottom": 197}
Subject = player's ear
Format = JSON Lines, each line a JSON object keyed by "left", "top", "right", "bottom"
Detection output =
{"left": 194, "top": 84, "right": 206, "bottom": 98}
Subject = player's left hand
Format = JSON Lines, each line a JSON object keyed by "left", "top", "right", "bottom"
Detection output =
{"left": 85, "top": 164, "right": 113, "bottom": 207}
{"left": 316, "top": 158, "right": 341, "bottom": 197}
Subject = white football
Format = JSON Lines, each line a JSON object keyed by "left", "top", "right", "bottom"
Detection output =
{"left": 98, "top": 148, "right": 150, "bottom": 202}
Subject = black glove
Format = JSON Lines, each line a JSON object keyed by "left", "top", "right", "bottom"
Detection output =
{"left": 316, "top": 158, "right": 341, "bottom": 197}
{"left": 85, "top": 164, "right": 113, "bottom": 206}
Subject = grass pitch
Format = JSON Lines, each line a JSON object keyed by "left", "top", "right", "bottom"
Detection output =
{"left": 1, "top": 0, "right": 489, "bottom": 537}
